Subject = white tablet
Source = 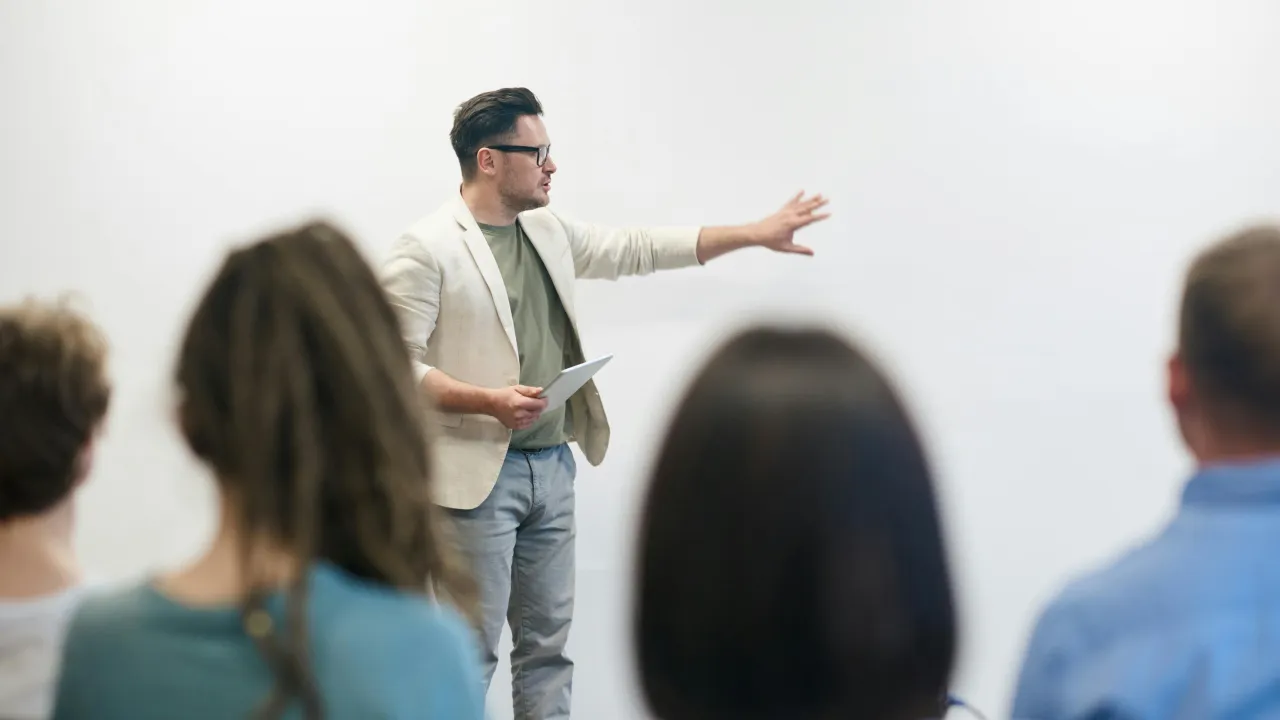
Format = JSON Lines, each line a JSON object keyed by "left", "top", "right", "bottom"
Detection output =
{"left": 538, "top": 355, "right": 614, "bottom": 409}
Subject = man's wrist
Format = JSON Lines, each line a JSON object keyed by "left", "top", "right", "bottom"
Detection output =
{"left": 478, "top": 387, "right": 500, "bottom": 417}
{"left": 741, "top": 221, "right": 765, "bottom": 245}
{"left": 696, "top": 223, "right": 767, "bottom": 263}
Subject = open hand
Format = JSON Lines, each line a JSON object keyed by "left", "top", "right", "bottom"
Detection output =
{"left": 753, "top": 191, "right": 830, "bottom": 255}
{"left": 488, "top": 385, "right": 548, "bottom": 430}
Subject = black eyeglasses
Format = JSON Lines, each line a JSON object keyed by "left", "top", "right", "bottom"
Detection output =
{"left": 486, "top": 144, "right": 551, "bottom": 166}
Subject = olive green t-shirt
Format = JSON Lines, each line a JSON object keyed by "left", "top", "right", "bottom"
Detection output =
{"left": 478, "top": 221, "right": 571, "bottom": 449}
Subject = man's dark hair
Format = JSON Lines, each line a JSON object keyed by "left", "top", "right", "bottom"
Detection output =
{"left": 0, "top": 297, "right": 111, "bottom": 522}
{"left": 634, "top": 326, "right": 957, "bottom": 720}
{"left": 1179, "top": 223, "right": 1280, "bottom": 436}
{"left": 449, "top": 87, "right": 543, "bottom": 181}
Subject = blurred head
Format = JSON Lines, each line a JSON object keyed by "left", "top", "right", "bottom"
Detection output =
{"left": 634, "top": 327, "right": 956, "bottom": 720}
{"left": 1169, "top": 224, "right": 1280, "bottom": 462}
{"left": 450, "top": 87, "right": 555, "bottom": 212}
{"left": 174, "top": 220, "right": 474, "bottom": 718}
{"left": 0, "top": 297, "right": 110, "bottom": 524}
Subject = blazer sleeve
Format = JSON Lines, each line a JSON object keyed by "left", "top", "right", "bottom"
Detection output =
{"left": 553, "top": 212, "right": 703, "bottom": 280}
{"left": 379, "top": 234, "right": 442, "bottom": 385}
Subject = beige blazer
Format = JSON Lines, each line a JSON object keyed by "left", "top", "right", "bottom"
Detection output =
{"left": 380, "top": 193, "right": 702, "bottom": 510}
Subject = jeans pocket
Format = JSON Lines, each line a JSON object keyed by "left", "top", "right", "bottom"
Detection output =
{"left": 561, "top": 444, "right": 578, "bottom": 480}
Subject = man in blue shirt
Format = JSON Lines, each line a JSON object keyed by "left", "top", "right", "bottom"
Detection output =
{"left": 1011, "top": 224, "right": 1280, "bottom": 719}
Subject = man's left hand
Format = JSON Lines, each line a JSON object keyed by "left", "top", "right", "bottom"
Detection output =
{"left": 751, "top": 191, "right": 831, "bottom": 256}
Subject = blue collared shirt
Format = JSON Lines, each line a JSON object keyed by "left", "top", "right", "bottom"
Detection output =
{"left": 1011, "top": 457, "right": 1280, "bottom": 720}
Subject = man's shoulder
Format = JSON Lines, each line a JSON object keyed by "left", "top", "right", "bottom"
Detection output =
{"left": 400, "top": 203, "right": 462, "bottom": 243}
{"left": 1035, "top": 530, "right": 1183, "bottom": 641}
{"left": 517, "top": 207, "right": 569, "bottom": 237}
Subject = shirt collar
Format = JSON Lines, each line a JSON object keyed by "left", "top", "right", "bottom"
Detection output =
{"left": 1181, "top": 457, "right": 1280, "bottom": 507}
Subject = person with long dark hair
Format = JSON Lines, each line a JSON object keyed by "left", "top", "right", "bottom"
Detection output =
{"left": 634, "top": 326, "right": 959, "bottom": 720}
{"left": 51, "top": 221, "right": 484, "bottom": 719}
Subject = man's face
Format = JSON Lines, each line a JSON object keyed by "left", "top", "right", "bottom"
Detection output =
{"left": 494, "top": 114, "right": 556, "bottom": 212}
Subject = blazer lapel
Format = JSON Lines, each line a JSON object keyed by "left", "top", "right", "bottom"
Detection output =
{"left": 451, "top": 197, "right": 518, "bottom": 356}
{"left": 520, "top": 219, "right": 579, "bottom": 330}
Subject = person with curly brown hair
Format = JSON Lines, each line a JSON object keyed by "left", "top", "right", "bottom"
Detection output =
{"left": 0, "top": 297, "right": 111, "bottom": 720}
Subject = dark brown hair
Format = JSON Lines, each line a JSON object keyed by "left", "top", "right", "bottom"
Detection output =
{"left": 1179, "top": 223, "right": 1280, "bottom": 435}
{"left": 450, "top": 87, "right": 543, "bottom": 180}
{"left": 174, "top": 220, "right": 475, "bottom": 718}
{"left": 635, "top": 327, "right": 956, "bottom": 720}
{"left": 0, "top": 297, "right": 110, "bottom": 522}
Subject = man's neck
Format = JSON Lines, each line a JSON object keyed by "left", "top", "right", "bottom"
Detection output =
{"left": 0, "top": 501, "right": 81, "bottom": 600}
{"left": 1198, "top": 449, "right": 1280, "bottom": 467}
{"left": 460, "top": 182, "right": 519, "bottom": 226}
{"left": 1192, "top": 434, "right": 1280, "bottom": 467}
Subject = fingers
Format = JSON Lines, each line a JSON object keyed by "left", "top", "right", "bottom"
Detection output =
{"left": 500, "top": 387, "right": 548, "bottom": 431}
{"left": 783, "top": 243, "right": 814, "bottom": 256}
{"left": 787, "top": 191, "right": 826, "bottom": 208}
{"left": 783, "top": 192, "right": 831, "bottom": 231}
{"left": 776, "top": 215, "right": 826, "bottom": 237}
{"left": 795, "top": 211, "right": 831, "bottom": 228}
{"left": 515, "top": 396, "right": 548, "bottom": 412}
{"left": 512, "top": 408, "right": 543, "bottom": 429}
{"left": 795, "top": 196, "right": 828, "bottom": 217}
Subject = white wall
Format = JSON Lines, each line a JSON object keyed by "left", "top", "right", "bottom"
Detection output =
{"left": 3, "top": 0, "right": 1279, "bottom": 716}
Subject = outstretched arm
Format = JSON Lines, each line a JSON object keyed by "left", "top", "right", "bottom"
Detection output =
{"left": 560, "top": 191, "right": 830, "bottom": 279}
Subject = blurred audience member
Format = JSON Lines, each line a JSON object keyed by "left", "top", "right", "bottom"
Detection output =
{"left": 633, "top": 326, "right": 958, "bottom": 720}
{"left": 1012, "top": 224, "right": 1280, "bottom": 719}
{"left": 0, "top": 297, "right": 110, "bottom": 720}
{"left": 51, "top": 222, "right": 484, "bottom": 720}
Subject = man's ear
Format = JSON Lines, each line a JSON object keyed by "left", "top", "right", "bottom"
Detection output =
{"left": 174, "top": 399, "right": 187, "bottom": 436}
{"left": 1168, "top": 351, "right": 1190, "bottom": 413}
{"left": 476, "top": 148, "right": 498, "bottom": 176}
{"left": 70, "top": 432, "right": 99, "bottom": 489}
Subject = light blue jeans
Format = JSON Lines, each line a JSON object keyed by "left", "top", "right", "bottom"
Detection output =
{"left": 447, "top": 443, "right": 577, "bottom": 720}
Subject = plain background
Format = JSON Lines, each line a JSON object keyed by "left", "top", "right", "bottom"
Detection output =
{"left": 3, "top": 0, "right": 1279, "bottom": 716}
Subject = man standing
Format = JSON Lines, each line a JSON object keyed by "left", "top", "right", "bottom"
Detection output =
{"left": 380, "top": 86, "right": 829, "bottom": 720}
